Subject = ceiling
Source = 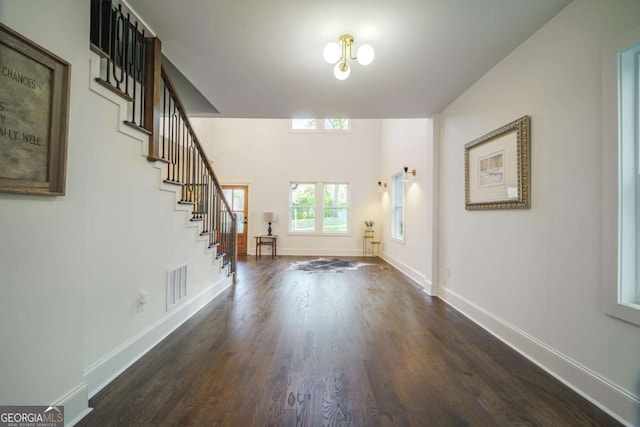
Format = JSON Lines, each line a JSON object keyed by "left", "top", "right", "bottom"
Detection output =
{"left": 127, "top": 0, "right": 571, "bottom": 119}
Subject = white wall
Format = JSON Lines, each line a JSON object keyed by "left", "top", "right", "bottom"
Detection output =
{"left": 379, "top": 119, "right": 435, "bottom": 293}
{"left": 191, "top": 118, "right": 382, "bottom": 256}
{"left": 0, "top": 2, "right": 229, "bottom": 423}
{"left": 438, "top": 0, "right": 640, "bottom": 424}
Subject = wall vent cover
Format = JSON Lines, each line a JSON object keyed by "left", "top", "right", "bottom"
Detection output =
{"left": 167, "top": 264, "right": 187, "bottom": 311}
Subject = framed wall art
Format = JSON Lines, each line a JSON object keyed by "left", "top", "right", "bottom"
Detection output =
{"left": 465, "top": 115, "right": 530, "bottom": 210}
{"left": 0, "top": 23, "right": 70, "bottom": 196}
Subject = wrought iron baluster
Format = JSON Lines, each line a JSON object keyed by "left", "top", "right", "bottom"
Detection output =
{"left": 139, "top": 29, "right": 146, "bottom": 128}
{"left": 90, "top": 0, "right": 101, "bottom": 47}
{"left": 112, "top": 5, "right": 125, "bottom": 90}
{"left": 105, "top": 0, "right": 113, "bottom": 83}
{"left": 174, "top": 109, "right": 180, "bottom": 182}
{"left": 171, "top": 103, "right": 176, "bottom": 181}
{"left": 162, "top": 84, "right": 168, "bottom": 160}
{"left": 130, "top": 23, "right": 138, "bottom": 125}
{"left": 123, "top": 12, "right": 130, "bottom": 95}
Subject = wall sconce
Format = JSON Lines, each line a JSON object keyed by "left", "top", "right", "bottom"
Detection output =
{"left": 402, "top": 166, "right": 416, "bottom": 182}
{"left": 263, "top": 212, "right": 276, "bottom": 236}
{"left": 323, "top": 34, "right": 374, "bottom": 80}
{"left": 377, "top": 181, "right": 387, "bottom": 192}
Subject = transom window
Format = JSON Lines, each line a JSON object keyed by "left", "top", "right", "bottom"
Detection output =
{"left": 289, "top": 182, "right": 349, "bottom": 233}
{"left": 290, "top": 118, "right": 350, "bottom": 132}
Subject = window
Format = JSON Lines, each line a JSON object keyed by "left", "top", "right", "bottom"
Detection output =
{"left": 618, "top": 40, "right": 640, "bottom": 308}
{"left": 324, "top": 119, "right": 350, "bottom": 131}
{"left": 602, "top": 26, "right": 640, "bottom": 326}
{"left": 289, "top": 182, "right": 349, "bottom": 233}
{"left": 290, "top": 118, "right": 350, "bottom": 132}
{"left": 323, "top": 183, "right": 348, "bottom": 232}
{"left": 290, "top": 183, "right": 316, "bottom": 232}
{"left": 391, "top": 172, "right": 404, "bottom": 241}
{"left": 291, "top": 119, "right": 316, "bottom": 131}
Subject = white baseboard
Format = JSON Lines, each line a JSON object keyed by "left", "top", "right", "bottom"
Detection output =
{"left": 83, "top": 275, "right": 232, "bottom": 399}
{"left": 380, "top": 252, "right": 435, "bottom": 295}
{"left": 53, "top": 382, "right": 91, "bottom": 427}
{"left": 439, "top": 286, "right": 640, "bottom": 427}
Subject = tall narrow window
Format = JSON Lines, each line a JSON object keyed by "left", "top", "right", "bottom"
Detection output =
{"left": 290, "top": 183, "right": 316, "bottom": 232}
{"left": 391, "top": 172, "right": 404, "bottom": 241}
{"left": 323, "top": 183, "right": 349, "bottom": 232}
{"left": 619, "top": 40, "right": 640, "bottom": 308}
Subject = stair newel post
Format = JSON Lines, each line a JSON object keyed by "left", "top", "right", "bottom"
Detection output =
{"left": 144, "top": 37, "right": 162, "bottom": 161}
{"left": 231, "top": 210, "right": 237, "bottom": 282}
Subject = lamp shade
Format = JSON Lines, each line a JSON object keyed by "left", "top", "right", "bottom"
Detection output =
{"left": 334, "top": 62, "right": 350, "bottom": 80}
{"left": 323, "top": 42, "right": 341, "bottom": 64}
{"left": 356, "top": 44, "right": 375, "bottom": 66}
{"left": 263, "top": 212, "right": 275, "bottom": 222}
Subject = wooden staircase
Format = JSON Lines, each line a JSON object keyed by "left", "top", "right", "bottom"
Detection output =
{"left": 89, "top": 0, "right": 236, "bottom": 278}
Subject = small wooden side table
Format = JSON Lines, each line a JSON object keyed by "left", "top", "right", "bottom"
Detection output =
{"left": 255, "top": 235, "right": 277, "bottom": 258}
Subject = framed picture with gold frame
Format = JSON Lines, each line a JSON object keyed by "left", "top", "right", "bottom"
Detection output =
{"left": 465, "top": 115, "right": 530, "bottom": 210}
{"left": 0, "top": 24, "right": 70, "bottom": 196}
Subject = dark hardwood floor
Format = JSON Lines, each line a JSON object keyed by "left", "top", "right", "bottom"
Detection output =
{"left": 77, "top": 256, "right": 621, "bottom": 426}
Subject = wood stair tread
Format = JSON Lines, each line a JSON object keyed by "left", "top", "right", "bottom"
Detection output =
{"left": 94, "top": 78, "right": 134, "bottom": 103}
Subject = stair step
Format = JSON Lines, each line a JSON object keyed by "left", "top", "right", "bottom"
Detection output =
{"left": 190, "top": 217, "right": 204, "bottom": 222}
{"left": 216, "top": 252, "right": 226, "bottom": 259}
{"left": 163, "top": 179, "right": 183, "bottom": 186}
{"left": 208, "top": 242, "right": 220, "bottom": 248}
{"left": 124, "top": 121, "right": 152, "bottom": 135}
{"left": 90, "top": 43, "right": 109, "bottom": 59}
{"left": 151, "top": 157, "right": 171, "bottom": 164}
{"left": 200, "top": 230, "right": 214, "bottom": 236}
{"left": 94, "top": 78, "right": 134, "bottom": 102}
{"left": 178, "top": 200, "right": 195, "bottom": 205}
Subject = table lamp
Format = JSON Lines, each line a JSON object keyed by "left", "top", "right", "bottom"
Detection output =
{"left": 263, "top": 212, "right": 276, "bottom": 236}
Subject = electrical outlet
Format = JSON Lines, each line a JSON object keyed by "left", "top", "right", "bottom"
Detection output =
{"left": 137, "top": 289, "right": 149, "bottom": 312}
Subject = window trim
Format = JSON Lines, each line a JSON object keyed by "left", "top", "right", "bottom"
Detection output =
{"left": 601, "top": 24, "right": 640, "bottom": 327}
{"left": 391, "top": 172, "right": 405, "bottom": 243}
{"left": 289, "top": 181, "right": 351, "bottom": 235}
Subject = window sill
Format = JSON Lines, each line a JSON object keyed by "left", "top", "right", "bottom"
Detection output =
{"left": 604, "top": 300, "right": 640, "bottom": 327}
